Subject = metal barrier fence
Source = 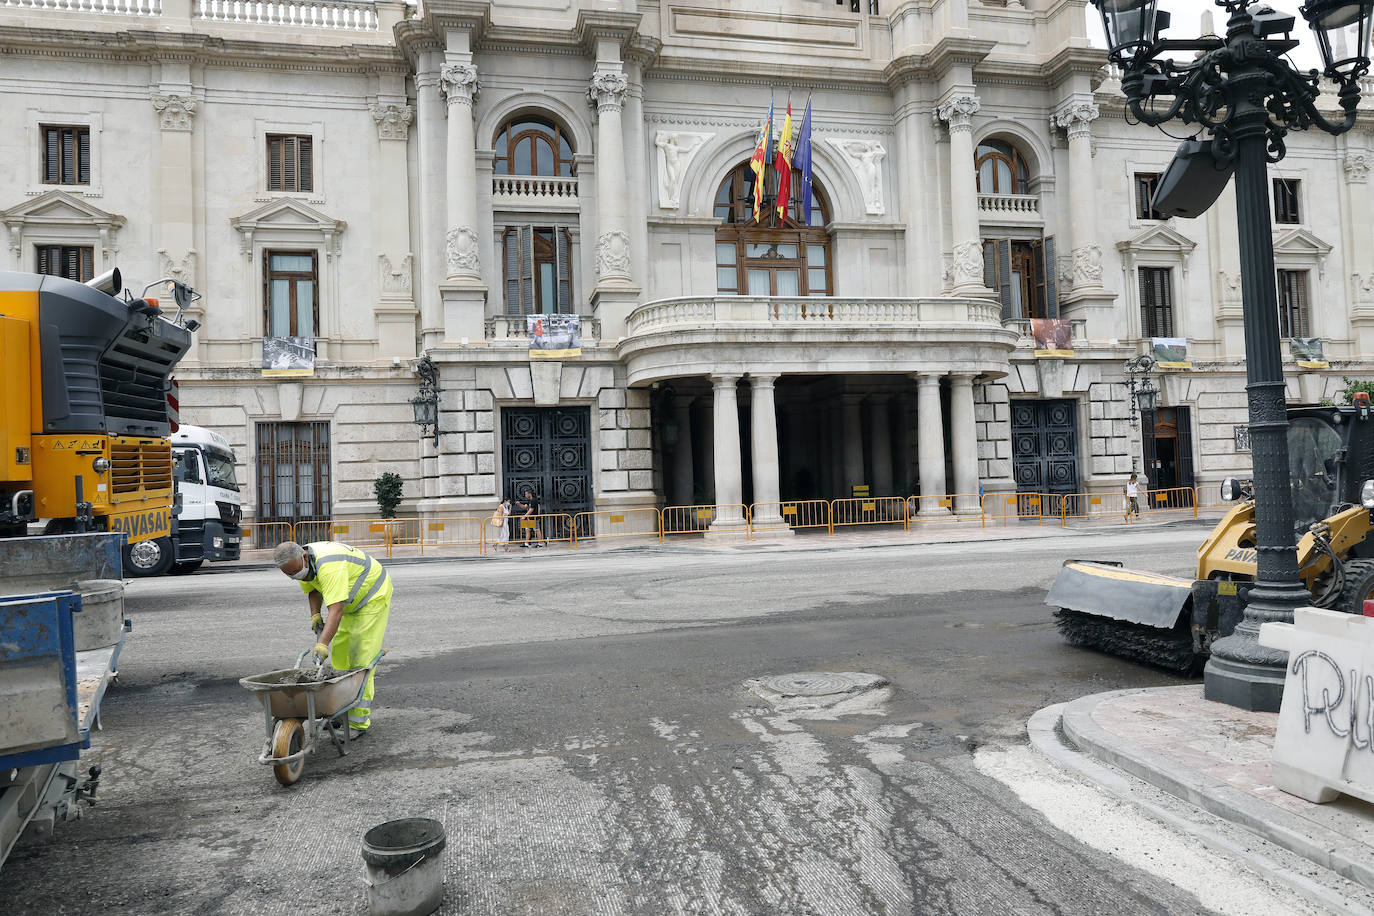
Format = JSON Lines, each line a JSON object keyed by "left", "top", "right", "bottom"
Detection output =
{"left": 422, "top": 516, "right": 486, "bottom": 555}
{"left": 662, "top": 504, "right": 749, "bottom": 537}
{"left": 908, "top": 493, "right": 981, "bottom": 521}
{"left": 239, "top": 521, "right": 294, "bottom": 555}
{"left": 572, "top": 508, "right": 663, "bottom": 546}
{"left": 1142, "top": 486, "right": 1199, "bottom": 520}
{"left": 748, "top": 500, "right": 832, "bottom": 536}
{"left": 831, "top": 496, "right": 909, "bottom": 531}
{"left": 496, "top": 512, "right": 575, "bottom": 551}
{"left": 981, "top": 491, "right": 1050, "bottom": 526}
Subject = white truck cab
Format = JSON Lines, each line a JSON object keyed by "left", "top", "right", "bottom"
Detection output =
{"left": 145, "top": 425, "right": 242, "bottom": 575}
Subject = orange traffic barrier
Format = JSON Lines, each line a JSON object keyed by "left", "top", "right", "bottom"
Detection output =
{"left": 907, "top": 493, "right": 982, "bottom": 522}
{"left": 748, "top": 500, "right": 831, "bottom": 538}
{"left": 494, "top": 512, "right": 574, "bottom": 551}
{"left": 1143, "top": 486, "right": 1199, "bottom": 520}
{"left": 238, "top": 521, "right": 295, "bottom": 556}
{"left": 662, "top": 504, "right": 749, "bottom": 538}
{"left": 572, "top": 508, "right": 662, "bottom": 546}
{"left": 981, "top": 491, "right": 1051, "bottom": 526}
{"left": 421, "top": 516, "right": 486, "bottom": 556}
{"left": 831, "top": 496, "right": 909, "bottom": 532}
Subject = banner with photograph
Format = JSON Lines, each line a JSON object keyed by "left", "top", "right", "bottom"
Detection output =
{"left": 1290, "top": 337, "right": 1328, "bottom": 369}
{"left": 262, "top": 336, "right": 315, "bottom": 377}
{"left": 1031, "top": 318, "right": 1074, "bottom": 358}
{"left": 528, "top": 313, "right": 582, "bottom": 359}
{"left": 1151, "top": 337, "right": 1192, "bottom": 369}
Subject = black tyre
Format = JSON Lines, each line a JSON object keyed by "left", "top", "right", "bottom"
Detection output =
{"left": 123, "top": 536, "right": 175, "bottom": 578}
{"left": 169, "top": 560, "right": 204, "bottom": 576}
{"left": 1338, "top": 559, "right": 1374, "bottom": 615}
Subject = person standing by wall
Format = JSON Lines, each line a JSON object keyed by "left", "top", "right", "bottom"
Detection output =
{"left": 1125, "top": 473, "right": 1141, "bottom": 522}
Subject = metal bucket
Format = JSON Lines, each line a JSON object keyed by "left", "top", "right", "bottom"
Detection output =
{"left": 361, "top": 817, "right": 446, "bottom": 916}
{"left": 72, "top": 579, "right": 124, "bottom": 651}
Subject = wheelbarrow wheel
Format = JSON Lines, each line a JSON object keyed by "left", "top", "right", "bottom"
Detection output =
{"left": 272, "top": 718, "right": 306, "bottom": 786}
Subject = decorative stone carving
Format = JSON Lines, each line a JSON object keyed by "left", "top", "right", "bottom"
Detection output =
{"left": 445, "top": 226, "right": 479, "bottom": 276}
{"left": 1345, "top": 153, "right": 1371, "bottom": 183}
{"left": 952, "top": 240, "right": 984, "bottom": 285}
{"left": 827, "top": 138, "right": 887, "bottom": 216}
{"left": 587, "top": 71, "right": 629, "bottom": 113}
{"left": 439, "top": 65, "right": 479, "bottom": 108}
{"left": 379, "top": 253, "right": 413, "bottom": 297}
{"left": 370, "top": 103, "right": 414, "bottom": 141}
{"left": 1221, "top": 270, "right": 1243, "bottom": 304}
{"left": 158, "top": 248, "right": 195, "bottom": 288}
{"left": 1052, "top": 101, "right": 1100, "bottom": 141}
{"left": 935, "top": 95, "right": 981, "bottom": 133}
{"left": 151, "top": 94, "right": 197, "bottom": 132}
{"left": 654, "top": 131, "right": 712, "bottom": 210}
{"left": 1070, "top": 244, "right": 1103, "bottom": 286}
{"left": 1354, "top": 272, "right": 1374, "bottom": 305}
{"left": 596, "top": 229, "right": 631, "bottom": 279}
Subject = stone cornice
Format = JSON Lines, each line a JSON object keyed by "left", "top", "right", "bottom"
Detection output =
{"left": 884, "top": 52, "right": 933, "bottom": 91}
{"left": 647, "top": 54, "right": 888, "bottom": 93}
{"left": 393, "top": 19, "right": 442, "bottom": 66}
{"left": 417, "top": 0, "right": 491, "bottom": 41}
{"left": 1039, "top": 44, "right": 1110, "bottom": 88}
{"left": 573, "top": 8, "right": 641, "bottom": 58}
{"left": 926, "top": 35, "right": 997, "bottom": 81}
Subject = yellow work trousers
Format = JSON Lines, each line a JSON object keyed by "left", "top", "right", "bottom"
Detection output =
{"left": 329, "top": 591, "right": 391, "bottom": 732}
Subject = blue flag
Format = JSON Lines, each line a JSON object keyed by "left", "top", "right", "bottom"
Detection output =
{"left": 795, "top": 98, "right": 814, "bottom": 225}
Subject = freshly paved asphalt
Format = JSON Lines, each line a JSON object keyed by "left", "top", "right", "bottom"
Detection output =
{"left": 1, "top": 528, "right": 1337, "bottom": 914}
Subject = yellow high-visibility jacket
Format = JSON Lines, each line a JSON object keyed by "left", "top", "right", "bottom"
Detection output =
{"left": 298, "top": 541, "right": 391, "bottom": 615}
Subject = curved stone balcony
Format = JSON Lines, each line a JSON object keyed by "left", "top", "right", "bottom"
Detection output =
{"left": 618, "top": 295, "right": 1018, "bottom": 386}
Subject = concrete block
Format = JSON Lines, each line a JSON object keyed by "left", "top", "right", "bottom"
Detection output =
{"left": 626, "top": 389, "right": 650, "bottom": 410}
{"left": 600, "top": 429, "right": 627, "bottom": 450}
{"left": 619, "top": 408, "right": 650, "bottom": 429}
{"left": 600, "top": 408, "right": 618, "bottom": 431}
{"left": 440, "top": 474, "right": 467, "bottom": 497}
{"left": 977, "top": 440, "right": 994, "bottom": 460}
{"left": 476, "top": 367, "right": 517, "bottom": 400}
{"left": 447, "top": 410, "right": 475, "bottom": 433}
{"left": 600, "top": 449, "right": 619, "bottom": 471}
{"left": 619, "top": 449, "right": 653, "bottom": 470}
{"left": 995, "top": 440, "right": 1010, "bottom": 459}
{"left": 465, "top": 432, "right": 494, "bottom": 453}
{"left": 1090, "top": 457, "right": 1115, "bottom": 475}
{"left": 974, "top": 403, "right": 993, "bottom": 422}
{"left": 993, "top": 403, "right": 1009, "bottom": 422}
{"left": 1091, "top": 438, "right": 1106, "bottom": 456}
{"left": 440, "top": 432, "right": 465, "bottom": 454}
{"left": 464, "top": 389, "right": 494, "bottom": 411}
{"left": 468, "top": 474, "right": 497, "bottom": 496}
{"left": 475, "top": 410, "right": 494, "bottom": 432}
{"left": 477, "top": 453, "right": 495, "bottom": 473}
{"left": 628, "top": 470, "right": 654, "bottom": 489}
{"left": 985, "top": 459, "right": 1011, "bottom": 478}
{"left": 1090, "top": 401, "right": 1103, "bottom": 420}
{"left": 626, "top": 428, "right": 652, "bottom": 450}
{"left": 1090, "top": 420, "right": 1112, "bottom": 438}
{"left": 1113, "top": 456, "right": 1132, "bottom": 474}
{"left": 602, "top": 470, "right": 629, "bottom": 491}
{"left": 598, "top": 388, "right": 628, "bottom": 409}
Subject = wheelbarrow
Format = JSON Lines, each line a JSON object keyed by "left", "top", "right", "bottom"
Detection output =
{"left": 239, "top": 648, "right": 387, "bottom": 786}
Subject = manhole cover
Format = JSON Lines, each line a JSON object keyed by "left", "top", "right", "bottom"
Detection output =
{"left": 759, "top": 672, "right": 888, "bottom": 698}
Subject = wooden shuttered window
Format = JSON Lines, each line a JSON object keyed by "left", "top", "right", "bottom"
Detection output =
{"left": 1138, "top": 266, "right": 1175, "bottom": 338}
{"left": 36, "top": 245, "right": 94, "bottom": 282}
{"left": 1277, "top": 269, "right": 1310, "bottom": 337}
{"left": 1134, "top": 173, "right": 1163, "bottom": 220}
{"left": 267, "top": 134, "right": 313, "bottom": 193}
{"left": 42, "top": 126, "right": 90, "bottom": 185}
{"left": 503, "top": 226, "right": 574, "bottom": 315}
{"left": 1273, "top": 179, "right": 1300, "bottom": 225}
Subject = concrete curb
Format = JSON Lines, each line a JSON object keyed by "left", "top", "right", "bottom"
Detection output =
{"left": 1057, "top": 687, "right": 1374, "bottom": 892}
{"left": 1026, "top": 704, "right": 1374, "bottom": 915}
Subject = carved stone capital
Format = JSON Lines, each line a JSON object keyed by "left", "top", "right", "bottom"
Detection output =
{"left": 445, "top": 226, "right": 479, "bottom": 277}
{"left": 439, "top": 65, "right": 479, "bottom": 108}
{"left": 596, "top": 229, "right": 631, "bottom": 279}
{"left": 370, "top": 103, "right": 414, "bottom": 141}
{"left": 935, "top": 95, "right": 981, "bottom": 133}
{"left": 587, "top": 71, "right": 629, "bottom": 114}
{"left": 152, "top": 94, "right": 197, "bottom": 132}
{"left": 1052, "top": 102, "right": 1099, "bottom": 142}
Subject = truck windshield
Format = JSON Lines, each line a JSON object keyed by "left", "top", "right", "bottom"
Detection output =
{"left": 204, "top": 447, "right": 239, "bottom": 491}
{"left": 1288, "top": 416, "right": 1342, "bottom": 537}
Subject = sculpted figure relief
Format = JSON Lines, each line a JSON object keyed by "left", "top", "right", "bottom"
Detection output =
{"left": 445, "top": 227, "right": 479, "bottom": 276}
{"left": 654, "top": 131, "right": 712, "bottom": 210}
{"left": 596, "top": 230, "right": 631, "bottom": 279}
{"left": 827, "top": 138, "right": 887, "bottom": 215}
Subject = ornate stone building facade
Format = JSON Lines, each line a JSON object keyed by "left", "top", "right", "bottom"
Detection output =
{"left": 2, "top": 0, "right": 1369, "bottom": 527}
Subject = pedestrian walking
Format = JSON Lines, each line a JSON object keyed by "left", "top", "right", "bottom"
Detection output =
{"left": 514, "top": 486, "right": 546, "bottom": 548}
{"left": 1125, "top": 473, "right": 1141, "bottom": 522}
{"left": 487, "top": 498, "right": 512, "bottom": 553}
{"left": 272, "top": 540, "right": 392, "bottom": 738}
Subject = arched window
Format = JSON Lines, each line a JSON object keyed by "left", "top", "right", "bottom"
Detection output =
{"left": 975, "top": 139, "right": 1030, "bottom": 195}
{"left": 494, "top": 115, "right": 575, "bottom": 177}
{"left": 713, "top": 161, "right": 832, "bottom": 296}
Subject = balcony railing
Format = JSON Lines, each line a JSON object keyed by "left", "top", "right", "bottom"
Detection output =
{"left": 1002, "top": 318, "right": 1089, "bottom": 346}
{"left": 484, "top": 314, "right": 600, "bottom": 343}
{"left": 492, "top": 175, "right": 579, "bottom": 204}
{"left": 2, "top": 0, "right": 161, "bottom": 13}
{"left": 195, "top": 0, "right": 378, "bottom": 29}
{"left": 978, "top": 193, "right": 1040, "bottom": 217}
{"left": 626, "top": 297, "right": 1005, "bottom": 336}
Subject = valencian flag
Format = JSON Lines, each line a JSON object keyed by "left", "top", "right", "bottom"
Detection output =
{"left": 794, "top": 97, "right": 815, "bottom": 225}
{"left": 774, "top": 101, "right": 795, "bottom": 220}
{"left": 749, "top": 96, "right": 774, "bottom": 222}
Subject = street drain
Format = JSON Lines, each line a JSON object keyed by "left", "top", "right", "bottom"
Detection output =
{"left": 757, "top": 671, "right": 889, "bottom": 698}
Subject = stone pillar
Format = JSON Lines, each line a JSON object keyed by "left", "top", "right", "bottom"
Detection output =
{"left": 842, "top": 395, "right": 865, "bottom": 495}
{"left": 439, "top": 55, "right": 486, "bottom": 343}
{"left": 829, "top": 402, "right": 845, "bottom": 498}
{"left": 935, "top": 95, "right": 990, "bottom": 296}
{"left": 750, "top": 374, "right": 784, "bottom": 526}
{"left": 1344, "top": 152, "right": 1374, "bottom": 354}
{"left": 151, "top": 81, "right": 198, "bottom": 350}
{"left": 369, "top": 81, "right": 417, "bottom": 360}
{"left": 868, "top": 397, "right": 893, "bottom": 497}
{"left": 1052, "top": 101, "right": 1104, "bottom": 297}
{"left": 670, "top": 396, "right": 695, "bottom": 507}
{"left": 588, "top": 68, "right": 639, "bottom": 338}
{"left": 949, "top": 373, "right": 980, "bottom": 514}
{"left": 916, "top": 373, "right": 949, "bottom": 515}
{"left": 414, "top": 58, "right": 446, "bottom": 349}
{"left": 697, "top": 400, "right": 714, "bottom": 504}
{"left": 709, "top": 375, "right": 746, "bottom": 530}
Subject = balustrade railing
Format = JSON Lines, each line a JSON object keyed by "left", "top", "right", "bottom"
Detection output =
{"left": 484, "top": 314, "right": 600, "bottom": 342}
{"left": 491, "top": 175, "right": 579, "bottom": 201}
{"left": 1002, "top": 317, "right": 1089, "bottom": 345}
{"left": 626, "top": 296, "right": 1006, "bottom": 336}
{"left": 196, "top": 0, "right": 378, "bottom": 29}
{"left": 2, "top": 0, "right": 161, "bottom": 13}
{"left": 978, "top": 193, "right": 1040, "bottom": 216}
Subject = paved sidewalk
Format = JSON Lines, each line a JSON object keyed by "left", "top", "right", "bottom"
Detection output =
{"left": 1033, "top": 686, "right": 1374, "bottom": 901}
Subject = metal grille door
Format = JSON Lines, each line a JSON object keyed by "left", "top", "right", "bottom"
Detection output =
{"left": 501, "top": 407, "right": 593, "bottom": 536}
{"left": 1011, "top": 400, "right": 1079, "bottom": 512}
{"left": 256, "top": 421, "right": 331, "bottom": 537}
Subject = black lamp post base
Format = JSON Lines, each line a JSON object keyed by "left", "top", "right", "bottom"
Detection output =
{"left": 1203, "top": 654, "right": 1286, "bottom": 712}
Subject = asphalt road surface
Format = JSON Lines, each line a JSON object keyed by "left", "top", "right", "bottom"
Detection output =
{"left": 1, "top": 527, "right": 1329, "bottom": 914}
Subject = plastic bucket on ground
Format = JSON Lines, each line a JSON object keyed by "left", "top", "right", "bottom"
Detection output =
{"left": 361, "top": 817, "right": 446, "bottom": 916}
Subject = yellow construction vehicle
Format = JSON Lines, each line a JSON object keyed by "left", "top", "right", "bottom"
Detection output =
{"left": 0, "top": 268, "right": 193, "bottom": 565}
{"left": 1048, "top": 400, "right": 1374, "bottom": 674}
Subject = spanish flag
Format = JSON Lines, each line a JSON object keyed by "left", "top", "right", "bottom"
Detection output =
{"left": 774, "top": 101, "right": 795, "bottom": 221}
{"left": 749, "top": 97, "right": 774, "bottom": 222}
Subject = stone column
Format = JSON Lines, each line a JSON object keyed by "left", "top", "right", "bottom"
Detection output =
{"left": 697, "top": 400, "right": 714, "bottom": 504}
{"left": 750, "top": 374, "right": 784, "bottom": 527}
{"left": 949, "top": 373, "right": 980, "bottom": 514}
{"left": 670, "top": 396, "right": 695, "bottom": 507}
{"left": 1051, "top": 101, "right": 1104, "bottom": 297}
{"left": 935, "top": 95, "right": 989, "bottom": 296}
{"left": 588, "top": 69, "right": 639, "bottom": 337}
{"left": 868, "top": 397, "right": 893, "bottom": 497}
{"left": 916, "top": 373, "right": 949, "bottom": 515}
{"left": 709, "top": 375, "right": 746, "bottom": 530}
{"left": 842, "top": 395, "right": 865, "bottom": 495}
{"left": 414, "top": 58, "right": 446, "bottom": 348}
{"left": 1344, "top": 152, "right": 1374, "bottom": 353}
{"left": 369, "top": 84, "right": 417, "bottom": 360}
{"left": 438, "top": 59, "right": 485, "bottom": 343}
{"left": 151, "top": 84, "right": 198, "bottom": 352}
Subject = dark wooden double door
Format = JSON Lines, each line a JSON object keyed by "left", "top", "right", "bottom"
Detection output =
{"left": 501, "top": 407, "right": 593, "bottom": 538}
{"left": 1011, "top": 399, "right": 1079, "bottom": 514}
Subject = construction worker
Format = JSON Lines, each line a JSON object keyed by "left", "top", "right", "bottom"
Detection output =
{"left": 273, "top": 540, "right": 391, "bottom": 738}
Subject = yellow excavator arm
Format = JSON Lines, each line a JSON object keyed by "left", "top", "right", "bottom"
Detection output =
{"left": 1196, "top": 501, "right": 1372, "bottom": 588}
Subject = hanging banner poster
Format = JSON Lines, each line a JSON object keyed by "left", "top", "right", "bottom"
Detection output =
{"left": 1291, "top": 337, "right": 1328, "bottom": 369}
{"left": 1031, "top": 318, "right": 1074, "bottom": 358}
{"left": 1151, "top": 337, "right": 1191, "bottom": 369}
{"left": 528, "top": 314, "right": 582, "bottom": 359}
{"left": 262, "top": 336, "right": 315, "bottom": 377}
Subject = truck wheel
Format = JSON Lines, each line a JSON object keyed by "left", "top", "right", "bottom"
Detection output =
{"left": 1338, "top": 559, "right": 1374, "bottom": 615}
{"left": 123, "top": 537, "right": 174, "bottom": 578}
{"left": 169, "top": 560, "right": 204, "bottom": 575}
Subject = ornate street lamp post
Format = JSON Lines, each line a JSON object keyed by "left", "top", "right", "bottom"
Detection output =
{"left": 1091, "top": 0, "right": 1374, "bottom": 710}
{"left": 1125, "top": 354, "right": 1160, "bottom": 429}
{"left": 410, "top": 354, "right": 440, "bottom": 447}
